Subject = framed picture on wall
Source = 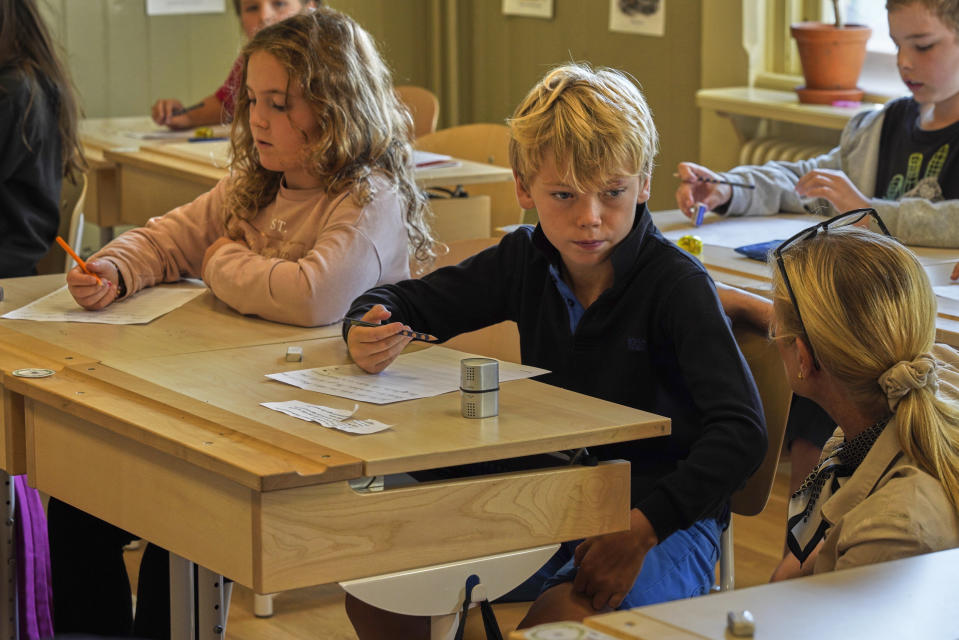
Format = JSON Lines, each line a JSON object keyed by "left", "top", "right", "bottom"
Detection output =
{"left": 502, "top": 0, "right": 553, "bottom": 19}
{"left": 147, "top": 0, "right": 225, "bottom": 16}
{"left": 609, "top": 0, "right": 665, "bottom": 36}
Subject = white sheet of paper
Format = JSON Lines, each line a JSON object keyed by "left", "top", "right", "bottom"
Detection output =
{"left": 261, "top": 400, "right": 390, "bottom": 434}
{"left": 413, "top": 150, "right": 459, "bottom": 169}
{"left": 1, "top": 283, "right": 206, "bottom": 324}
{"left": 661, "top": 215, "right": 818, "bottom": 249}
{"left": 266, "top": 347, "right": 550, "bottom": 405}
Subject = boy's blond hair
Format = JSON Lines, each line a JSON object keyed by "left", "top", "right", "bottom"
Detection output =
{"left": 887, "top": 0, "right": 959, "bottom": 35}
{"left": 508, "top": 63, "right": 658, "bottom": 191}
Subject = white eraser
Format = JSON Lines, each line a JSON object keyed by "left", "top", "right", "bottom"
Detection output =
{"left": 286, "top": 346, "right": 303, "bottom": 362}
{"left": 727, "top": 610, "right": 755, "bottom": 637}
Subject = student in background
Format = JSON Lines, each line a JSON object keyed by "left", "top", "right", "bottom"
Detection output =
{"left": 1, "top": 2, "right": 85, "bottom": 636}
{"left": 56, "top": 9, "right": 432, "bottom": 638}
{"left": 676, "top": 0, "right": 959, "bottom": 247}
{"left": 1, "top": 0, "right": 85, "bottom": 277}
{"left": 676, "top": 0, "right": 959, "bottom": 502}
{"left": 724, "top": 217, "right": 959, "bottom": 578}
{"left": 342, "top": 63, "right": 766, "bottom": 638}
{"left": 151, "top": 0, "right": 318, "bottom": 129}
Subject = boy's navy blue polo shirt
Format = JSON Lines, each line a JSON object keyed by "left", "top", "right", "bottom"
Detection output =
{"left": 346, "top": 203, "right": 767, "bottom": 542}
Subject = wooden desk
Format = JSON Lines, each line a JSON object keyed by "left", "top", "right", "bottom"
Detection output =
{"left": 81, "top": 117, "right": 514, "bottom": 237}
{"left": 0, "top": 276, "right": 667, "bottom": 596}
{"left": 652, "top": 209, "right": 959, "bottom": 346}
{"left": 579, "top": 548, "right": 959, "bottom": 639}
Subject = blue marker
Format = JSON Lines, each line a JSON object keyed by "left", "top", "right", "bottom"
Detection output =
{"left": 695, "top": 203, "right": 707, "bottom": 227}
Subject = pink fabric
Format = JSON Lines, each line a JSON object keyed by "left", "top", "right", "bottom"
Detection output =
{"left": 214, "top": 55, "right": 244, "bottom": 120}
{"left": 93, "top": 176, "right": 411, "bottom": 327}
{"left": 14, "top": 475, "right": 53, "bottom": 640}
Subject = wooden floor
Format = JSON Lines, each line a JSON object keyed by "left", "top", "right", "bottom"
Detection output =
{"left": 124, "top": 463, "right": 792, "bottom": 639}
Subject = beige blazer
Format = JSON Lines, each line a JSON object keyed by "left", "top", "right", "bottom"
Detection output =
{"left": 814, "top": 345, "right": 959, "bottom": 573}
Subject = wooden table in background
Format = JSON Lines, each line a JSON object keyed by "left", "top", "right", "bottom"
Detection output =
{"left": 80, "top": 117, "right": 514, "bottom": 240}
{"left": 652, "top": 209, "right": 959, "bottom": 346}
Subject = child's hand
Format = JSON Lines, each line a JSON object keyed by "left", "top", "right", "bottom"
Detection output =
{"left": 795, "top": 169, "right": 869, "bottom": 213}
{"left": 151, "top": 98, "right": 192, "bottom": 129}
{"left": 715, "top": 282, "right": 773, "bottom": 330}
{"left": 675, "top": 162, "right": 733, "bottom": 220}
{"left": 346, "top": 305, "right": 414, "bottom": 374}
{"left": 572, "top": 508, "right": 658, "bottom": 610}
{"left": 66, "top": 259, "right": 119, "bottom": 310}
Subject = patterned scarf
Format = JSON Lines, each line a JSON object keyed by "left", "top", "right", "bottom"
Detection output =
{"left": 786, "top": 416, "right": 890, "bottom": 563}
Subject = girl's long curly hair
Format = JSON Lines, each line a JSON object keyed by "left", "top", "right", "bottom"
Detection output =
{"left": 225, "top": 8, "right": 433, "bottom": 265}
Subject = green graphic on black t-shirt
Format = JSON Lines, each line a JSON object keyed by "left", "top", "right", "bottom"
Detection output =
{"left": 885, "top": 144, "right": 949, "bottom": 200}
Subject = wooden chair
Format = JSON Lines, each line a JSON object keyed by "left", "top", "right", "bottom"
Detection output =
{"left": 717, "top": 324, "right": 793, "bottom": 591}
{"left": 396, "top": 85, "right": 439, "bottom": 138}
{"left": 416, "top": 124, "right": 523, "bottom": 235}
{"left": 35, "top": 174, "right": 87, "bottom": 275}
{"left": 427, "top": 237, "right": 520, "bottom": 363}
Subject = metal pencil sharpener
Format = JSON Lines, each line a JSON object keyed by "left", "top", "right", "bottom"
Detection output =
{"left": 460, "top": 357, "right": 499, "bottom": 419}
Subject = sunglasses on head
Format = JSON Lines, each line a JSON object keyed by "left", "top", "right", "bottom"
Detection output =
{"left": 773, "top": 208, "right": 892, "bottom": 370}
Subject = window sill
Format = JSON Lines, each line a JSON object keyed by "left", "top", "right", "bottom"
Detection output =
{"left": 697, "top": 86, "right": 884, "bottom": 131}
{"left": 753, "top": 72, "right": 900, "bottom": 106}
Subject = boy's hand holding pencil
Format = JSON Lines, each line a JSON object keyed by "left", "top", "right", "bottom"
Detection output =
{"left": 345, "top": 304, "right": 436, "bottom": 374}
{"left": 674, "top": 161, "right": 752, "bottom": 226}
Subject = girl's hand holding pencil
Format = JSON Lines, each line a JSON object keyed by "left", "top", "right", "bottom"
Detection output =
{"left": 64, "top": 252, "right": 120, "bottom": 311}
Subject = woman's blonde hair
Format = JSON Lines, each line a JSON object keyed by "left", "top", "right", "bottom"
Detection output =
{"left": 507, "top": 63, "right": 658, "bottom": 191}
{"left": 773, "top": 226, "right": 959, "bottom": 508}
{"left": 226, "top": 8, "right": 434, "bottom": 264}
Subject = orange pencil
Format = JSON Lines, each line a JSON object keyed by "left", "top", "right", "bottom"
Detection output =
{"left": 55, "top": 236, "right": 102, "bottom": 285}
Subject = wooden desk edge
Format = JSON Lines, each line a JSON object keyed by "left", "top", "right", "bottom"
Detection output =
{"left": 7, "top": 364, "right": 363, "bottom": 491}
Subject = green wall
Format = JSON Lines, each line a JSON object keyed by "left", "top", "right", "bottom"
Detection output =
{"left": 457, "top": 0, "right": 703, "bottom": 211}
{"left": 44, "top": 0, "right": 705, "bottom": 211}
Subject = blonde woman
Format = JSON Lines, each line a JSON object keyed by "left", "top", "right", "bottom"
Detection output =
{"left": 725, "top": 210, "right": 959, "bottom": 578}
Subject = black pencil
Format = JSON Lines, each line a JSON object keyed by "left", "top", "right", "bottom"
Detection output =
{"left": 673, "top": 173, "right": 755, "bottom": 189}
{"left": 345, "top": 317, "right": 438, "bottom": 343}
{"left": 171, "top": 101, "right": 205, "bottom": 117}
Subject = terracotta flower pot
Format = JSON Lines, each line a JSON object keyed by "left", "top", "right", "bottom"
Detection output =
{"left": 791, "top": 22, "right": 872, "bottom": 104}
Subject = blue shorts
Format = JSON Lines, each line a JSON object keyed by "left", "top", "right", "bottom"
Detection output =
{"left": 498, "top": 517, "right": 722, "bottom": 609}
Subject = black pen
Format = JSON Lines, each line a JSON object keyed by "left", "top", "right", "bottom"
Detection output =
{"left": 345, "top": 317, "right": 439, "bottom": 343}
{"left": 171, "top": 101, "right": 205, "bottom": 117}
{"left": 673, "top": 173, "right": 755, "bottom": 189}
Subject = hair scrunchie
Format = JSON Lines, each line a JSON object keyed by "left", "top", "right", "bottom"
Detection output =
{"left": 878, "top": 354, "right": 938, "bottom": 411}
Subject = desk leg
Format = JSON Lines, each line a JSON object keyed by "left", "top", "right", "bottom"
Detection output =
{"left": 170, "top": 554, "right": 195, "bottom": 639}
{"left": 0, "top": 472, "right": 17, "bottom": 640}
{"left": 196, "top": 566, "right": 228, "bottom": 640}
{"left": 169, "top": 553, "right": 228, "bottom": 640}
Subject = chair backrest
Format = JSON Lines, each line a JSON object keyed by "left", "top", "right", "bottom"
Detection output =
{"left": 395, "top": 85, "right": 439, "bottom": 138}
{"left": 423, "top": 236, "right": 521, "bottom": 363}
{"left": 35, "top": 173, "right": 88, "bottom": 275}
{"left": 416, "top": 124, "right": 523, "bottom": 234}
{"left": 730, "top": 324, "right": 792, "bottom": 516}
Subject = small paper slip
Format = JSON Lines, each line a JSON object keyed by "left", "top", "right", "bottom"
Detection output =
{"left": 266, "top": 347, "right": 550, "bottom": 405}
{"left": 662, "top": 215, "right": 817, "bottom": 250}
{"left": 261, "top": 400, "right": 391, "bottom": 434}
{"left": 413, "top": 150, "right": 460, "bottom": 169}
{"left": 1, "top": 282, "right": 206, "bottom": 324}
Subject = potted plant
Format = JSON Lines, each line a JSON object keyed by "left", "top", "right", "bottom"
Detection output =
{"left": 791, "top": 0, "right": 871, "bottom": 105}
